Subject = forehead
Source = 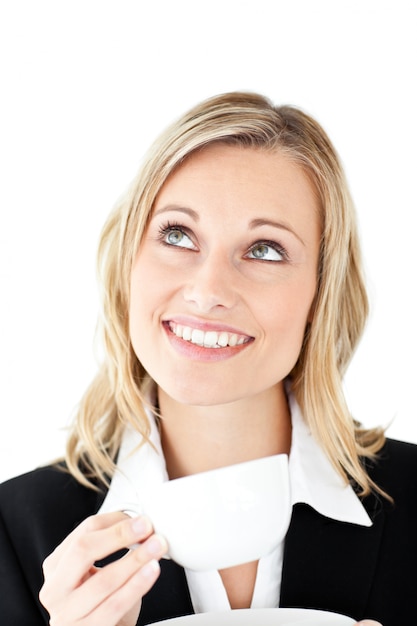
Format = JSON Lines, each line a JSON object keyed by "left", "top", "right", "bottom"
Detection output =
{"left": 153, "top": 143, "right": 321, "bottom": 226}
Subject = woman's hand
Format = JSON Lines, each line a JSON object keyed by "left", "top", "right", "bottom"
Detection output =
{"left": 39, "top": 511, "right": 168, "bottom": 626}
{"left": 355, "top": 621, "right": 383, "bottom": 625}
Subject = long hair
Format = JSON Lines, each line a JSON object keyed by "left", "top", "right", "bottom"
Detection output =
{"left": 65, "top": 92, "right": 385, "bottom": 496}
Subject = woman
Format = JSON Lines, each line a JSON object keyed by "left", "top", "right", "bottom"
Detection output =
{"left": 0, "top": 92, "right": 415, "bottom": 625}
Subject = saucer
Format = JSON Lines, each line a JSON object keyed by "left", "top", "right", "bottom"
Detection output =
{"left": 151, "top": 608, "right": 355, "bottom": 625}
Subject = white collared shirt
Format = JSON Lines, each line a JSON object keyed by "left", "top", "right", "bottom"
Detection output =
{"left": 98, "top": 393, "right": 371, "bottom": 612}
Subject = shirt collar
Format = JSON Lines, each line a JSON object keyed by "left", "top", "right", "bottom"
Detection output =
{"left": 98, "top": 394, "right": 372, "bottom": 527}
{"left": 288, "top": 393, "right": 372, "bottom": 526}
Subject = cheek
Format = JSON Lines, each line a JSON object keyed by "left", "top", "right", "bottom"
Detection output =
{"left": 129, "top": 262, "right": 153, "bottom": 347}
{"left": 129, "top": 259, "right": 176, "bottom": 346}
{"left": 130, "top": 256, "right": 160, "bottom": 312}
{"left": 263, "top": 282, "right": 316, "bottom": 344}
{"left": 128, "top": 280, "right": 159, "bottom": 374}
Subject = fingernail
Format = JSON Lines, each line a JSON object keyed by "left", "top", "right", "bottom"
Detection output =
{"left": 131, "top": 515, "right": 152, "bottom": 536}
{"left": 140, "top": 559, "right": 160, "bottom": 578}
{"left": 146, "top": 534, "right": 168, "bottom": 556}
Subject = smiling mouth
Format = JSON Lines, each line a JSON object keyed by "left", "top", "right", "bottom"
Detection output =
{"left": 167, "top": 322, "right": 253, "bottom": 349}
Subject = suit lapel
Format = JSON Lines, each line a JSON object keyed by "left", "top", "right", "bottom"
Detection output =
{"left": 280, "top": 501, "right": 385, "bottom": 618}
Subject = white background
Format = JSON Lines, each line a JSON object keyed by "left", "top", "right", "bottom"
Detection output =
{"left": 1, "top": 0, "right": 416, "bottom": 483}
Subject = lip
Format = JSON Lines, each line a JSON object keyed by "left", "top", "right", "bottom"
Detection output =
{"left": 162, "top": 318, "right": 254, "bottom": 362}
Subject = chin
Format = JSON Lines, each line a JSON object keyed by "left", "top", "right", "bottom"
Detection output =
{"left": 161, "top": 380, "right": 244, "bottom": 408}
{"left": 170, "top": 391, "right": 235, "bottom": 408}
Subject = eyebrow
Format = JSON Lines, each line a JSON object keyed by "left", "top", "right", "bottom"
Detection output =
{"left": 152, "top": 205, "right": 200, "bottom": 221}
{"left": 249, "top": 218, "right": 306, "bottom": 247}
{"left": 153, "top": 206, "right": 305, "bottom": 246}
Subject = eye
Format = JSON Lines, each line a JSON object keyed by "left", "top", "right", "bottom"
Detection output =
{"left": 246, "top": 241, "right": 286, "bottom": 262}
{"left": 158, "top": 223, "right": 195, "bottom": 249}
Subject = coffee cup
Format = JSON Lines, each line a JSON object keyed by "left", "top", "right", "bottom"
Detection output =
{"left": 142, "top": 454, "right": 291, "bottom": 571}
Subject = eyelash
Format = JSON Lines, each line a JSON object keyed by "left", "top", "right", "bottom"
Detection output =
{"left": 247, "top": 240, "right": 289, "bottom": 262}
{"left": 157, "top": 221, "right": 194, "bottom": 246}
{"left": 157, "top": 221, "right": 289, "bottom": 262}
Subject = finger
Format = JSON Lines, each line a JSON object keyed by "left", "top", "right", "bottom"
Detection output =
{"left": 77, "top": 560, "right": 161, "bottom": 626}
{"left": 356, "top": 621, "right": 383, "bottom": 625}
{"left": 56, "top": 534, "right": 168, "bottom": 622}
{"left": 42, "top": 514, "right": 154, "bottom": 603}
{"left": 44, "top": 511, "right": 130, "bottom": 569}
{"left": 93, "top": 560, "right": 160, "bottom": 626}
{"left": 55, "top": 514, "right": 153, "bottom": 592}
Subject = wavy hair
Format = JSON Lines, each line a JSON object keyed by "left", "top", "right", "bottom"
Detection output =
{"left": 65, "top": 92, "right": 385, "bottom": 496}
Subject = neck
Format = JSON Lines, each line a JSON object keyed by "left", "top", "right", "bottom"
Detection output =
{"left": 157, "top": 382, "right": 292, "bottom": 479}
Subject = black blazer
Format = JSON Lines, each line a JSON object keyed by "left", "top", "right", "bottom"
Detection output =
{"left": 1, "top": 438, "right": 416, "bottom": 626}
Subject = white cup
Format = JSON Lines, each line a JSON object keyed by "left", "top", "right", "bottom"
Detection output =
{"left": 142, "top": 454, "right": 291, "bottom": 571}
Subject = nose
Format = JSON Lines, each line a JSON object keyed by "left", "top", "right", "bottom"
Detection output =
{"left": 183, "top": 251, "right": 238, "bottom": 313}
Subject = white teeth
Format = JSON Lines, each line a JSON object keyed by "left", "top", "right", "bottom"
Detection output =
{"left": 204, "top": 331, "right": 218, "bottom": 347}
{"left": 170, "top": 323, "right": 249, "bottom": 349}
{"left": 218, "top": 332, "right": 229, "bottom": 347}
{"left": 183, "top": 326, "right": 192, "bottom": 341}
{"left": 191, "top": 329, "right": 204, "bottom": 346}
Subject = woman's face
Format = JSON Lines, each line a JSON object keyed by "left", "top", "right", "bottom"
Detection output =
{"left": 129, "top": 144, "right": 321, "bottom": 407}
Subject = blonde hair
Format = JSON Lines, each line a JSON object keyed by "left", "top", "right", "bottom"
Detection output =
{"left": 65, "top": 92, "right": 385, "bottom": 496}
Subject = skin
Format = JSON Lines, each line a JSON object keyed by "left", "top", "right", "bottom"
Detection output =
{"left": 130, "top": 144, "right": 321, "bottom": 480}
{"left": 39, "top": 145, "right": 384, "bottom": 624}
{"left": 39, "top": 512, "right": 168, "bottom": 626}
